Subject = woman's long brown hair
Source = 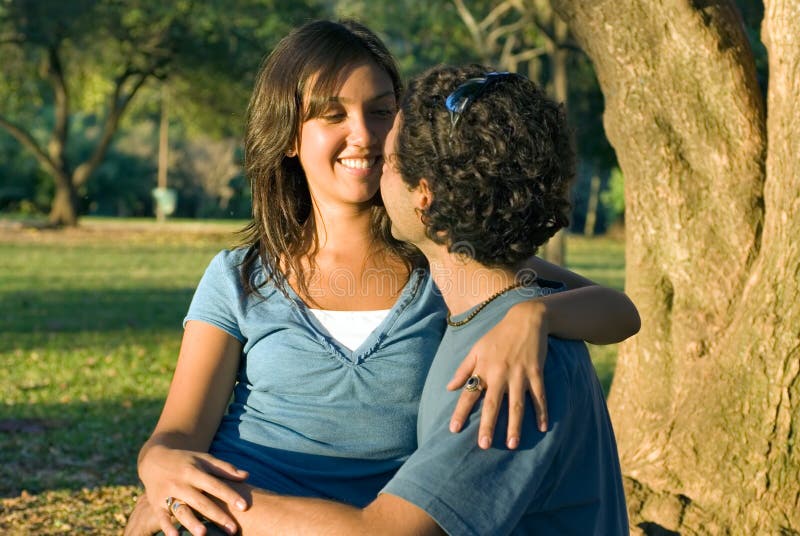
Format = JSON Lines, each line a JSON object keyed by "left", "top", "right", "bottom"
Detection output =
{"left": 238, "top": 20, "right": 421, "bottom": 301}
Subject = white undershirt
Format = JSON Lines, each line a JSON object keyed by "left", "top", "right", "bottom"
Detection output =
{"left": 308, "top": 308, "right": 391, "bottom": 351}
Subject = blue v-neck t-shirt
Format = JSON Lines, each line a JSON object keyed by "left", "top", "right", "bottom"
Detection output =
{"left": 184, "top": 249, "right": 447, "bottom": 507}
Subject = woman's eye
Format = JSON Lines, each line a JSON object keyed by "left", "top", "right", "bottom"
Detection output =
{"left": 373, "top": 108, "right": 396, "bottom": 118}
{"left": 322, "top": 113, "right": 346, "bottom": 122}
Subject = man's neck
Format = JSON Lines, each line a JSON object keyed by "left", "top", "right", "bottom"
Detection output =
{"left": 423, "top": 246, "right": 519, "bottom": 317}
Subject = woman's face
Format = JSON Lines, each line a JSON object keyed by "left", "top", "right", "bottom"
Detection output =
{"left": 296, "top": 61, "right": 397, "bottom": 210}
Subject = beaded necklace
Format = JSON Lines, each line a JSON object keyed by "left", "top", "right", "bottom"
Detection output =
{"left": 446, "top": 281, "right": 525, "bottom": 327}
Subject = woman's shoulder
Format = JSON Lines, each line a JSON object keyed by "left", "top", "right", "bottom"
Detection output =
{"left": 202, "top": 247, "right": 274, "bottom": 290}
{"left": 206, "top": 247, "right": 283, "bottom": 300}
{"left": 203, "top": 247, "right": 250, "bottom": 278}
{"left": 210, "top": 247, "right": 250, "bottom": 267}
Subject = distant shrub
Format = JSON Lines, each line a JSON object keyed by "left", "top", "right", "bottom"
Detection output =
{"left": 601, "top": 166, "right": 625, "bottom": 226}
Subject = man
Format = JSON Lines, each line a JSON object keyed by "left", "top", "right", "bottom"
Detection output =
{"left": 141, "top": 65, "right": 630, "bottom": 535}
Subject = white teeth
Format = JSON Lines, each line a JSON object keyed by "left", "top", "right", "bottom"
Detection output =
{"left": 339, "top": 158, "right": 377, "bottom": 170}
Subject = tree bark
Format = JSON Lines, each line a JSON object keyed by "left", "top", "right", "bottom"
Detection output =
{"left": 584, "top": 174, "right": 600, "bottom": 237}
{"left": 48, "top": 171, "right": 79, "bottom": 226}
{"left": 550, "top": 0, "right": 800, "bottom": 532}
{"left": 43, "top": 44, "right": 75, "bottom": 226}
{"left": 542, "top": 12, "right": 569, "bottom": 266}
{"left": 156, "top": 87, "right": 169, "bottom": 222}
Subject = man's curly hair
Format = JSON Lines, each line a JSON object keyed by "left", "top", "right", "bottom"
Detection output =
{"left": 395, "top": 65, "right": 575, "bottom": 268}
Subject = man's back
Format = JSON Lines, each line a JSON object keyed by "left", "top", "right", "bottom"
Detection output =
{"left": 383, "top": 284, "right": 628, "bottom": 535}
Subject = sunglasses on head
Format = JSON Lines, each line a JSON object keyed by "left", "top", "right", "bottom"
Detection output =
{"left": 444, "top": 71, "right": 513, "bottom": 134}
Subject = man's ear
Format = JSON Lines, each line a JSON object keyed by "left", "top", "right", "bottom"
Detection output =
{"left": 416, "top": 178, "right": 433, "bottom": 211}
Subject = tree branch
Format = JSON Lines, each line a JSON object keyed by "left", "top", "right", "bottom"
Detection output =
{"left": 479, "top": 0, "right": 516, "bottom": 31}
{"left": 0, "top": 115, "right": 60, "bottom": 177}
{"left": 531, "top": 11, "right": 557, "bottom": 45}
{"left": 509, "top": 46, "right": 548, "bottom": 64}
{"left": 452, "top": 0, "right": 486, "bottom": 54}
{"left": 44, "top": 44, "right": 69, "bottom": 168}
{"left": 486, "top": 19, "right": 528, "bottom": 50}
{"left": 499, "top": 34, "right": 518, "bottom": 71}
{"left": 72, "top": 61, "right": 164, "bottom": 187}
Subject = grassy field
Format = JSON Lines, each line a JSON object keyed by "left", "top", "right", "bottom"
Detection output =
{"left": 565, "top": 233, "right": 627, "bottom": 394}
{"left": 0, "top": 220, "right": 626, "bottom": 534}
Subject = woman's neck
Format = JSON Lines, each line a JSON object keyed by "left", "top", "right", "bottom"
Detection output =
{"left": 309, "top": 200, "right": 375, "bottom": 252}
{"left": 290, "top": 201, "right": 410, "bottom": 310}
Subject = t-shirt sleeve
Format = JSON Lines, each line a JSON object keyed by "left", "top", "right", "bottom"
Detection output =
{"left": 381, "top": 341, "right": 574, "bottom": 536}
{"left": 184, "top": 250, "right": 246, "bottom": 343}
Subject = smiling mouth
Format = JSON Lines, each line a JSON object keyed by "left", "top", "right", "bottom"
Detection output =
{"left": 338, "top": 157, "right": 380, "bottom": 170}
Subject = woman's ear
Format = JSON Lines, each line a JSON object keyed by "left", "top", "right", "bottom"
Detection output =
{"left": 286, "top": 135, "right": 299, "bottom": 158}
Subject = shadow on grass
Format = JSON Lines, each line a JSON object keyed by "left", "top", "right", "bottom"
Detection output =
{"left": 0, "top": 287, "right": 196, "bottom": 336}
{"left": 0, "top": 398, "right": 164, "bottom": 497}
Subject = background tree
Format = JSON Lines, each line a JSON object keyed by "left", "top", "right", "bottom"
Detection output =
{"left": 550, "top": 0, "right": 798, "bottom": 532}
{"left": 1, "top": 0, "right": 620, "bottom": 234}
{"left": 449, "top": 0, "right": 604, "bottom": 263}
{"left": 0, "top": 0, "right": 321, "bottom": 226}
{"left": 451, "top": 0, "right": 546, "bottom": 73}
{"left": 333, "top": 0, "right": 479, "bottom": 74}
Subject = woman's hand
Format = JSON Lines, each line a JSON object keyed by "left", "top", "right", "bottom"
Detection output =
{"left": 447, "top": 299, "right": 549, "bottom": 450}
{"left": 138, "top": 443, "right": 250, "bottom": 536}
{"left": 124, "top": 493, "right": 170, "bottom": 536}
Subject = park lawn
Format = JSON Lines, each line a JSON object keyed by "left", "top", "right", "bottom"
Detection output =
{"left": 566, "top": 233, "right": 627, "bottom": 393}
{"left": 0, "top": 221, "right": 625, "bottom": 534}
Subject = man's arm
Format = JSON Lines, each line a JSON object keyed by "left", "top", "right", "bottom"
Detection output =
{"left": 211, "top": 484, "right": 444, "bottom": 536}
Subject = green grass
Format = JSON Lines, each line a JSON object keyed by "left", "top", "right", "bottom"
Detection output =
{"left": 564, "top": 233, "right": 627, "bottom": 394}
{"left": 0, "top": 221, "right": 625, "bottom": 533}
{"left": 0, "top": 221, "right": 239, "bottom": 533}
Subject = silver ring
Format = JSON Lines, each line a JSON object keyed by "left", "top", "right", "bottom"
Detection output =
{"left": 171, "top": 500, "right": 184, "bottom": 514}
{"left": 165, "top": 496, "right": 184, "bottom": 515}
{"left": 464, "top": 375, "right": 484, "bottom": 392}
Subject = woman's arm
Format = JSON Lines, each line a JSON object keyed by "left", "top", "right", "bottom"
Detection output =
{"left": 133, "top": 321, "right": 247, "bottom": 536}
{"left": 448, "top": 256, "right": 640, "bottom": 448}
{"left": 521, "top": 254, "right": 641, "bottom": 342}
{"left": 536, "top": 284, "right": 640, "bottom": 344}
{"left": 521, "top": 254, "right": 596, "bottom": 288}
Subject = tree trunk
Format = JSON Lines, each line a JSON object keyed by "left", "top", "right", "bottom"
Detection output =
{"left": 48, "top": 172, "right": 79, "bottom": 227}
{"left": 584, "top": 174, "right": 601, "bottom": 237}
{"left": 542, "top": 14, "right": 569, "bottom": 266}
{"left": 551, "top": 0, "right": 799, "bottom": 532}
{"left": 156, "top": 88, "right": 170, "bottom": 222}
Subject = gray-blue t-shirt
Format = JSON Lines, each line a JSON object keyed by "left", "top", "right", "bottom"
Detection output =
{"left": 184, "top": 249, "right": 446, "bottom": 507}
{"left": 382, "top": 282, "right": 628, "bottom": 535}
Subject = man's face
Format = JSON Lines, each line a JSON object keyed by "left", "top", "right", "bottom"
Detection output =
{"left": 380, "top": 113, "right": 426, "bottom": 245}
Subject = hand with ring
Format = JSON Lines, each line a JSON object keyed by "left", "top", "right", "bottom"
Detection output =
{"left": 166, "top": 496, "right": 185, "bottom": 516}
{"left": 447, "top": 299, "right": 550, "bottom": 451}
{"left": 135, "top": 443, "right": 250, "bottom": 536}
{"left": 164, "top": 496, "right": 202, "bottom": 534}
{"left": 124, "top": 494, "right": 165, "bottom": 536}
{"left": 464, "top": 375, "right": 484, "bottom": 393}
